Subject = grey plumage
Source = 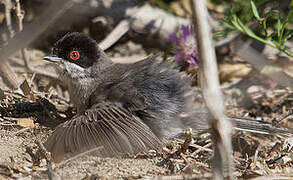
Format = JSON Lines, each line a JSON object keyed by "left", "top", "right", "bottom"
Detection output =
{"left": 51, "top": 32, "right": 195, "bottom": 140}
{"left": 44, "top": 32, "right": 293, "bottom": 162}
{"left": 44, "top": 32, "right": 196, "bottom": 162}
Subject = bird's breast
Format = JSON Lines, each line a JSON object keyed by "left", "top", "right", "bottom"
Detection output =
{"left": 67, "top": 77, "right": 96, "bottom": 114}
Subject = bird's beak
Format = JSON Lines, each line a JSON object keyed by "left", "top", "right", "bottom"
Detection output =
{"left": 43, "top": 56, "right": 63, "bottom": 62}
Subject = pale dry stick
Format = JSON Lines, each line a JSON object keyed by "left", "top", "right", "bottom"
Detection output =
{"left": 0, "top": 122, "right": 16, "bottom": 126}
{"left": 13, "top": 126, "right": 31, "bottom": 135}
{"left": 191, "top": 142, "right": 213, "bottom": 155}
{"left": 190, "top": 0, "right": 234, "bottom": 179}
{"left": 253, "top": 149, "right": 259, "bottom": 165}
{"left": 21, "top": 48, "right": 31, "bottom": 71}
{"left": 29, "top": 72, "right": 36, "bottom": 87}
{"left": 15, "top": 1, "right": 28, "bottom": 73}
{"left": 14, "top": 0, "right": 24, "bottom": 31}
{"left": 4, "top": 0, "right": 14, "bottom": 37}
{"left": 98, "top": 19, "right": 132, "bottom": 51}
{"left": 15, "top": 0, "right": 32, "bottom": 71}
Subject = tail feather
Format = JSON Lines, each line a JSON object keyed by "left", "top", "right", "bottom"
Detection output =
{"left": 230, "top": 116, "right": 293, "bottom": 135}
{"left": 183, "top": 109, "right": 293, "bottom": 137}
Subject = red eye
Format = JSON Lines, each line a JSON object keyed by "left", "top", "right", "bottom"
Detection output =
{"left": 70, "top": 51, "right": 80, "bottom": 61}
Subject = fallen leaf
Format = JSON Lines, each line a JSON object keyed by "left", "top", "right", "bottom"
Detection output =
{"left": 19, "top": 79, "right": 31, "bottom": 96}
{"left": 219, "top": 63, "right": 252, "bottom": 82}
{"left": 17, "top": 118, "right": 35, "bottom": 127}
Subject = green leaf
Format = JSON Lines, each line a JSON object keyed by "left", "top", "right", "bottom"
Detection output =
{"left": 231, "top": 14, "right": 244, "bottom": 32}
{"left": 283, "top": 29, "right": 293, "bottom": 42}
{"left": 277, "top": 18, "right": 281, "bottom": 40}
{"left": 155, "top": 0, "right": 172, "bottom": 12}
{"left": 235, "top": 16, "right": 255, "bottom": 36}
{"left": 250, "top": 0, "right": 260, "bottom": 20}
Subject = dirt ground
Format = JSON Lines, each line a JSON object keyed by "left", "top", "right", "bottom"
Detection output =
{"left": 0, "top": 63, "right": 293, "bottom": 179}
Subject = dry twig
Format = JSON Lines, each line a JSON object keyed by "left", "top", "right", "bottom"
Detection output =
{"left": 4, "top": 0, "right": 14, "bottom": 37}
{"left": 181, "top": 128, "right": 193, "bottom": 154}
{"left": 14, "top": 0, "right": 24, "bottom": 31}
{"left": 98, "top": 19, "right": 132, "bottom": 51}
{"left": 190, "top": 0, "right": 233, "bottom": 179}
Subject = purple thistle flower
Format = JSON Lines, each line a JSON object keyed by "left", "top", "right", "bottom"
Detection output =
{"left": 168, "top": 24, "right": 198, "bottom": 67}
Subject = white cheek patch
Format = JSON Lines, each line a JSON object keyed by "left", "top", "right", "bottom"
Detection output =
{"left": 57, "top": 61, "right": 86, "bottom": 80}
{"left": 55, "top": 60, "right": 94, "bottom": 106}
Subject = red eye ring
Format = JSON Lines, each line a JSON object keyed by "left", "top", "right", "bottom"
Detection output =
{"left": 70, "top": 51, "right": 80, "bottom": 61}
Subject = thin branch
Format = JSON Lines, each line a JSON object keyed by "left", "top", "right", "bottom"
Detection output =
{"left": 14, "top": 0, "right": 24, "bottom": 32}
{"left": 4, "top": 0, "right": 14, "bottom": 38}
{"left": 21, "top": 48, "right": 30, "bottom": 70}
{"left": 15, "top": 0, "right": 31, "bottom": 72}
{"left": 98, "top": 19, "right": 131, "bottom": 51}
{"left": 190, "top": 0, "right": 234, "bottom": 179}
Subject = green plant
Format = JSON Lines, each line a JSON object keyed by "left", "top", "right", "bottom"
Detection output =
{"left": 225, "top": 0, "right": 293, "bottom": 57}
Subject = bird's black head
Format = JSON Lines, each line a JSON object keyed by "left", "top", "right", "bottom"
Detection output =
{"left": 44, "top": 32, "right": 102, "bottom": 68}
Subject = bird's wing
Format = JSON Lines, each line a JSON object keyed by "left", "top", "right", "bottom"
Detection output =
{"left": 104, "top": 54, "right": 167, "bottom": 112}
{"left": 44, "top": 102, "right": 162, "bottom": 163}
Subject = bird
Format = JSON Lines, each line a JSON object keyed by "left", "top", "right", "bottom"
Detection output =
{"left": 43, "top": 32, "right": 293, "bottom": 162}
